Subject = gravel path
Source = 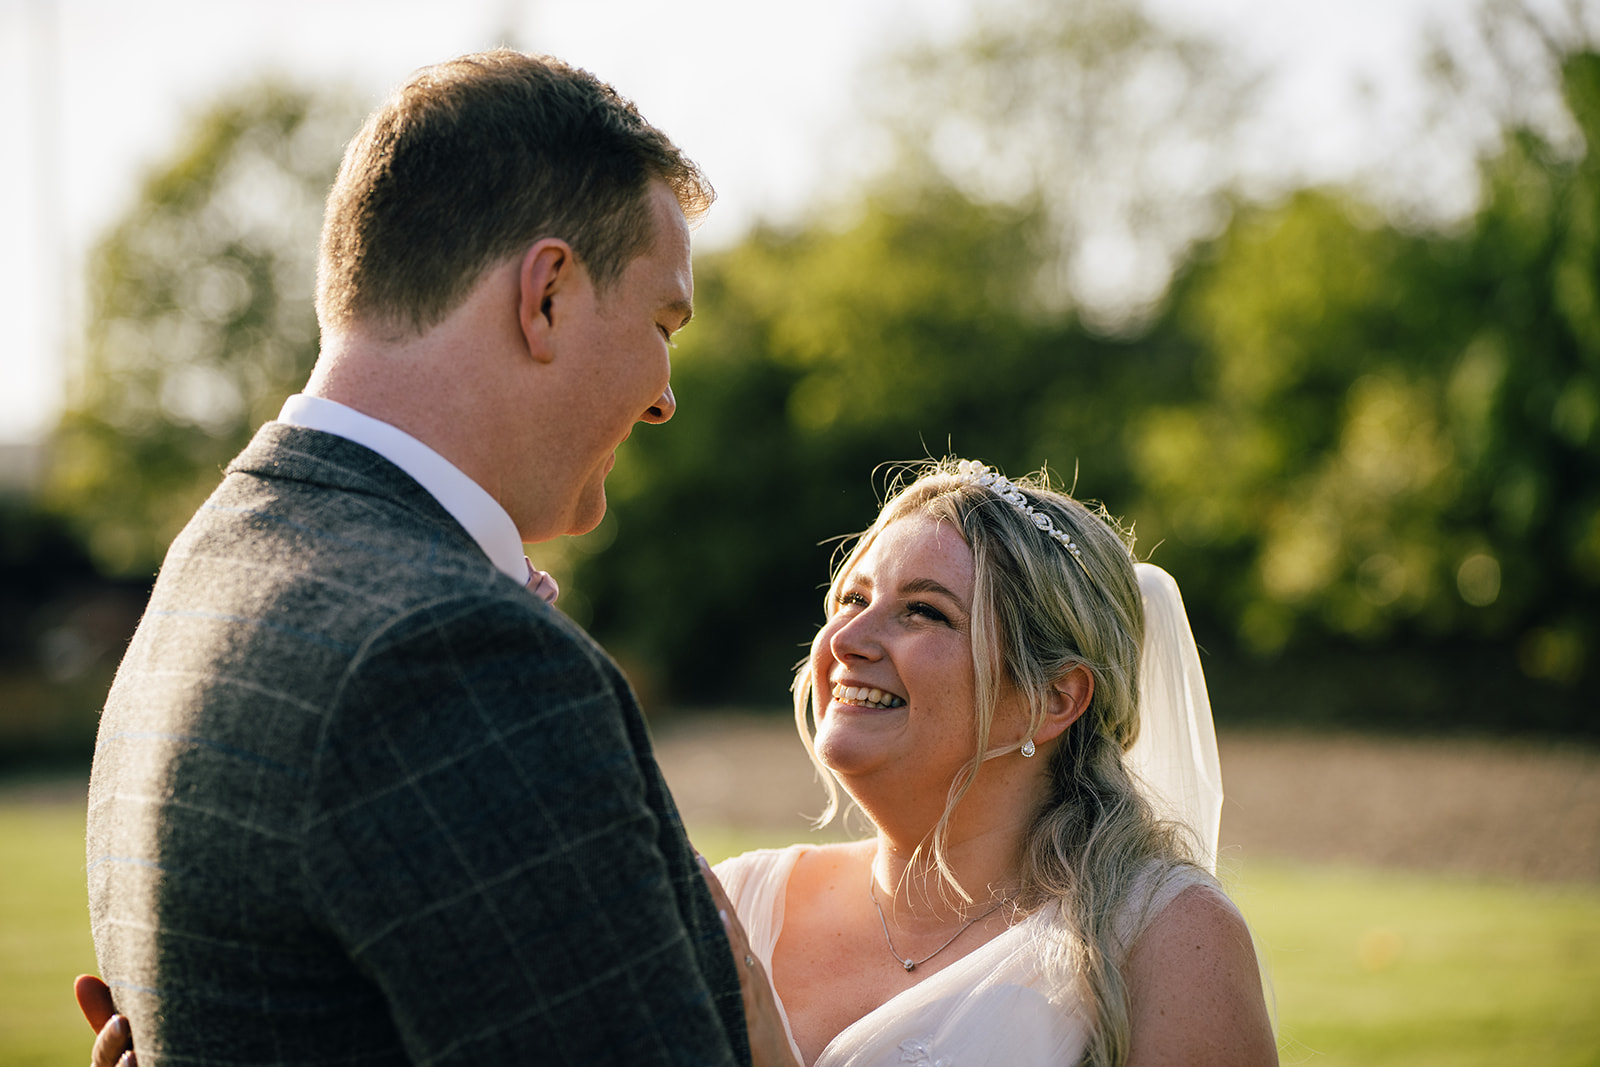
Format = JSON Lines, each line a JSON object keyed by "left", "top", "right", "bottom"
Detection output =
{"left": 652, "top": 715, "right": 1600, "bottom": 884}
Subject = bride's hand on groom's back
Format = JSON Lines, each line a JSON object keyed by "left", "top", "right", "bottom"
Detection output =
{"left": 76, "top": 974, "right": 134, "bottom": 1067}
{"left": 697, "top": 855, "right": 802, "bottom": 1067}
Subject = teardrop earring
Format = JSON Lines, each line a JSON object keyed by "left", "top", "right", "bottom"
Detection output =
{"left": 1021, "top": 738, "right": 1036, "bottom": 758}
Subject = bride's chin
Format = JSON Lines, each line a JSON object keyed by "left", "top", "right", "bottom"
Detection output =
{"left": 813, "top": 725, "right": 884, "bottom": 779}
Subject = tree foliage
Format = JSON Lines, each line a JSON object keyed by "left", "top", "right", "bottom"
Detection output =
{"left": 46, "top": 83, "right": 358, "bottom": 576}
{"left": 562, "top": 174, "right": 1257, "bottom": 705}
{"left": 44, "top": 4, "right": 1600, "bottom": 732}
{"left": 573, "top": 9, "right": 1600, "bottom": 723}
{"left": 565, "top": 186, "right": 1171, "bottom": 704}
{"left": 1126, "top": 49, "right": 1600, "bottom": 690}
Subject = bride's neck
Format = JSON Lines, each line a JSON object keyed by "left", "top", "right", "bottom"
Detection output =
{"left": 849, "top": 759, "right": 1047, "bottom": 921}
{"left": 869, "top": 817, "right": 1027, "bottom": 923}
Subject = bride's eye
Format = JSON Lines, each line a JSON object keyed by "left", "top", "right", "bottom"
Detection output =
{"left": 835, "top": 591, "right": 868, "bottom": 610}
{"left": 907, "top": 601, "right": 948, "bottom": 623}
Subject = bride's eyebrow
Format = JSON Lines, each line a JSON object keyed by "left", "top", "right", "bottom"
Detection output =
{"left": 839, "top": 572, "right": 872, "bottom": 593}
{"left": 901, "top": 577, "right": 969, "bottom": 614}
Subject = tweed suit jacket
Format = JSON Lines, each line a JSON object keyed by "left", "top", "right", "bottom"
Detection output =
{"left": 86, "top": 423, "right": 750, "bottom": 1066}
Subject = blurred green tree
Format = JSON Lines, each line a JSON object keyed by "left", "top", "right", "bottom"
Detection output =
{"left": 570, "top": 183, "right": 1192, "bottom": 705}
{"left": 570, "top": 0, "right": 1254, "bottom": 704}
{"left": 39, "top": 3, "right": 1598, "bottom": 733}
{"left": 45, "top": 83, "right": 358, "bottom": 577}
{"left": 579, "top": 2, "right": 1599, "bottom": 726}
{"left": 1125, "top": 48, "right": 1600, "bottom": 698}
{"left": 0, "top": 493, "right": 139, "bottom": 767}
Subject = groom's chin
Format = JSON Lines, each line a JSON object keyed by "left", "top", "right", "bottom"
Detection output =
{"left": 567, "top": 489, "right": 609, "bottom": 537}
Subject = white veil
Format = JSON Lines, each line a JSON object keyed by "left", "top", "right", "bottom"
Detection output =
{"left": 1123, "top": 563, "right": 1224, "bottom": 872}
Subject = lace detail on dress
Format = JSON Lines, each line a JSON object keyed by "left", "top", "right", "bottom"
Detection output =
{"left": 898, "top": 1036, "right": 952, "bottom": 1066}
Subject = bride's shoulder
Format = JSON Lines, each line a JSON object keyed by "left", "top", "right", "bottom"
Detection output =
{"left": 1135, "top": 880, "right": 1247, "bottom": 950}
{"left": 715, "top": 840, "right": 869, "bottom": 899}
{"left": 1122, "top": 878, "right": 1277, "bottom": 1066}
{"left": 793, "top": 838, "right": 871, "bottom": 870}
{"left": 711, "top": 843, "right": 799, "bottom": 877}
{"left": 711, "top": 842, "right": 816, "bottom": 896}
{"left": 1114, "top": 862, "right": 1233, "bottom": 943}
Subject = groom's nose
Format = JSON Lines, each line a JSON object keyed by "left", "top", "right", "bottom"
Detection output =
{"left": 642, "top": 384, "right": 676, "bottom": 424}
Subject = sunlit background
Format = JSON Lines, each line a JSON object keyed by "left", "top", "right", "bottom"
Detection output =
{"left": 0, "top": 0, "right": 1502, "bottom": 448}
{"left": 3, "top": 0, "right": 1598, "bottom": 1064}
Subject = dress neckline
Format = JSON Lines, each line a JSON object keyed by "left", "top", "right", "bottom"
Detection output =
{"left": 763, "top": 844, "right": 1044, "bottom": 1067}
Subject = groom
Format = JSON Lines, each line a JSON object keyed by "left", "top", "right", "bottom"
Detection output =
{"left": 84, "top": 51, "right": 751, "bottom": 1066}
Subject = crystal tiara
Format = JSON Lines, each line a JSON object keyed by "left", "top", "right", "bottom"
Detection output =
{"left": 953, "top": 460, "right": 1095, "bottom": 581}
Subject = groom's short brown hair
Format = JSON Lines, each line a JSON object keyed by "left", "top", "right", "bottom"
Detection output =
{"left": 316, "top": 49, "right": 712, "bottom": 335}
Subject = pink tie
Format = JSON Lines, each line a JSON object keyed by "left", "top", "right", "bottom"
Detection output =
{"left": 524, "top": 557, "right": 559, "bottom": 604}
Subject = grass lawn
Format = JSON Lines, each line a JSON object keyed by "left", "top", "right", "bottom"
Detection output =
{"left": 1226, "top": 860, "right": 1600, "bottom": 1066}
{"left": 0, "top": 803, "right": 99, "bottom": 1067}
{"left": 4, "top": 807, "right": 1597, "bottom": 1066}
{"left": 696, "top": 832, "right": 1600, "bottom": 1066}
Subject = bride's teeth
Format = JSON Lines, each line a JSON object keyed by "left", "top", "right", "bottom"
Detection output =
{"left": 830, "top": 683, "right": 906, "bottom": 709}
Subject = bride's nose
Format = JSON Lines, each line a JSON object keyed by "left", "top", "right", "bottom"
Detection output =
{"left": 828, "top": 608, "right": 883, "bottom": 663}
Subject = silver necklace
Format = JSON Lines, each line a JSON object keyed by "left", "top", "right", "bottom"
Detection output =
{"left": 868, "top": 874, "right": 1001, "bottom": 972}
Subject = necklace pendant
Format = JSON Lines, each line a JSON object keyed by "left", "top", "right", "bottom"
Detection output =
{"left": 902, "top": 958, "right": 916, "bottom": 971}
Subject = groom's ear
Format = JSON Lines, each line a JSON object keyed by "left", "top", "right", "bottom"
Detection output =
{"left": 517, "top": 238, "right": 577, "bottom": 365}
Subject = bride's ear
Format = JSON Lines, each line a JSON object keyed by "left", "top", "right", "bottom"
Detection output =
{"left": 1031, "top": 665, "right": 1094, "bottom": 747}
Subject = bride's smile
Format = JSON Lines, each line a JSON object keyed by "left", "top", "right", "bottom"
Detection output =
{"left": 810, "top": 516, "right": 986, "bottom": 781}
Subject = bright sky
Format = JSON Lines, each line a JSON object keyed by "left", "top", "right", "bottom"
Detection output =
{"left": 0, "top": 0, "right": 1482, "bottom": 445}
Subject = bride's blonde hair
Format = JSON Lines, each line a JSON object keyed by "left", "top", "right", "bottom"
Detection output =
{"left": 792, "top": 458, "right": 1202, "bottom": 1067}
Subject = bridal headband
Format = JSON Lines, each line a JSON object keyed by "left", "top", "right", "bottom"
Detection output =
{"left": 952, "top": 459, "right": 1094, "bottom": 581}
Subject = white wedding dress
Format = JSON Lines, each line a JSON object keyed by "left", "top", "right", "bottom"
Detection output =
{"left": 715, "top": 845, "right": 1214, "bottom": 1067}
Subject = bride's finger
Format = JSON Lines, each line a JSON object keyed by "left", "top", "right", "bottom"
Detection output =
{"left": 89, "top": 1014, "right": 133, "bottom": 1067}
{"left": 74, "top": 975, "right": 116, "bottom": 1032}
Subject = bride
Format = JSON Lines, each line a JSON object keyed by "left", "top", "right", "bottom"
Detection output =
{"left": 709, "top": 458, "right": 1277, "bottom": 1067}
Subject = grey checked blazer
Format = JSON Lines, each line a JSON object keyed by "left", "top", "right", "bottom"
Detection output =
{"left": 86, "top": 423, "right": 750, "bottom": 1066}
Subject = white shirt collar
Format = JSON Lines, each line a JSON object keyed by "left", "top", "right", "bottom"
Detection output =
{"left": 276, "top": 394, "right": 530, "bottom": 585}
